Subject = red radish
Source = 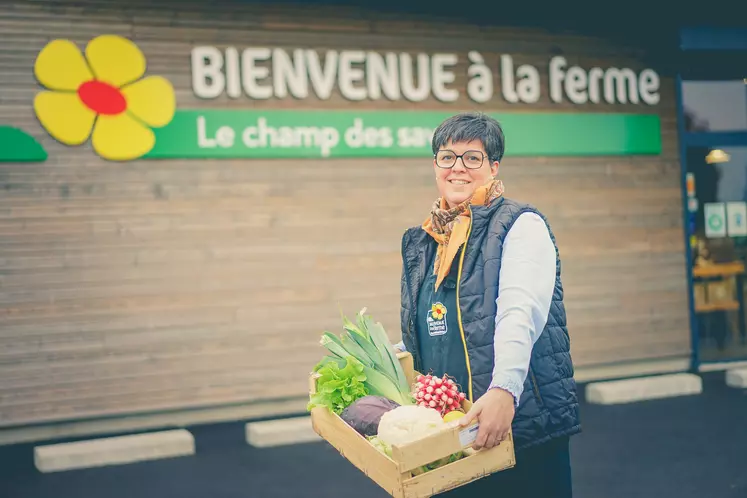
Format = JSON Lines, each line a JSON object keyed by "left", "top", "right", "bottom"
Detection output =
{"left": 410, "top": 372, "right": 467, "bottom": 416}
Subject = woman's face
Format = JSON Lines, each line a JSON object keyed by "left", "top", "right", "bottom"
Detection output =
{"left": 434, "top": 139, "right": 499, "bottom": 208}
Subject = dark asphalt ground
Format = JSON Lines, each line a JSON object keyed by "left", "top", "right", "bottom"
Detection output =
{"left": 1, "top": 372, "right": 745, "bottom": 498}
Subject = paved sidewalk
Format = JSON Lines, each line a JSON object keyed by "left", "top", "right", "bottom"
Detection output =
{"left": 571, "top": 372, "right": 746, "bottom": 498}
{"left": 0, "top": 372, "right": 745, "bottom": 498}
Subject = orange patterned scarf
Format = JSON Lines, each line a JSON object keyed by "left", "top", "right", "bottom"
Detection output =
{"left": 421, "top": 179, "right": 504, "bottom": 290}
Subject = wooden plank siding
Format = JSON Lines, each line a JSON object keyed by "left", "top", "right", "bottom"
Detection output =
{"left": 0, "top": 0, "right": 689, "bottom": 427}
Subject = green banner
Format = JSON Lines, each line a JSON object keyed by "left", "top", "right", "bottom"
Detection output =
{"left": 146, "top": 109, "right": 661, "bottom": 159}
{"left": 0, "top": 126, "right": 47, "bottom": 162}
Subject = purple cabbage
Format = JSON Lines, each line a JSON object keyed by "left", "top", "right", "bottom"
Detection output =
{"left": 340, "top": 395, "right": 400, "bottom": 437}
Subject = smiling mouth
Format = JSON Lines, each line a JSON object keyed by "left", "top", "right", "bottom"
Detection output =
{"left": 448, "top": 179, "right": 470, "bottom": 185}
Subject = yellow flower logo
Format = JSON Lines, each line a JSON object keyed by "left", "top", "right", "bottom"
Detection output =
{"left": 431, "top": 303, "right": 447, "bottom": 321}
{"left": 33, "top": 35, "right": 175, "bottom": 161}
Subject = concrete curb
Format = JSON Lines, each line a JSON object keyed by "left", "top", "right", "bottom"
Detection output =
{"left": 245, "top": 416, "right": 321, "bottom": 448}
{"left": 0, "top": 397, "right": 308, "bottom": 448}
{"left": 586, "top": 373, "right": 703, "bottom": 405}
{"left": 726, "top": 368, "right": 747, "bottom": 388}
{"left": 34, "top": 429, "right": 195, "bottom": 473}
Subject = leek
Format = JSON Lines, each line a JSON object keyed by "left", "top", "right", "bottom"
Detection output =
{"left": 344, "top": 316, "right": 383, "bottom": 366}
{"left": 340, "top": 333, "right": 375, "bottom": 369}
{"left": 361, "top": 314, "right": 411, "bottom": 396}
{"left": 316, "top": 308, "right": 414, "bottom": 407}
{"left": 361, "top": 365, "right": 412, "bottom": 406}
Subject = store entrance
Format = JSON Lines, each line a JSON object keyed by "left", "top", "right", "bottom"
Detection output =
{"left": 686, "top": 145, "right": 747, "bottom": 362}
{"left": 678, "top": 30, "right": 747, "bottom": 365}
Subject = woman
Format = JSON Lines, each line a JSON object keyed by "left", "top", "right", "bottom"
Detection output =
{"left": 397, "top": 112, "right": 581, "bottom": 497}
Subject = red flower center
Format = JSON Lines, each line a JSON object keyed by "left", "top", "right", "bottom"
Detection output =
{"left": 77, "top": 80, "right": 127, "bottom": 115}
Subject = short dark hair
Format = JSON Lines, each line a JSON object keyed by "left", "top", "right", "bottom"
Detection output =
{"left": 431, "top": 112, "right": 505, "bottom": 163}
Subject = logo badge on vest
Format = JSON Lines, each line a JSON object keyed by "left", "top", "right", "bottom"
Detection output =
{"left": 427, "top": 302, "right": 447, "bottom": 336}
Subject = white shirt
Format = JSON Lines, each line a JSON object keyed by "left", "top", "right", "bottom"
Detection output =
{"left": 395, "top": 211, "right": 557, "bottom": 405}
{"left": 487, "top": 212, "right": 556, "bottom": 405}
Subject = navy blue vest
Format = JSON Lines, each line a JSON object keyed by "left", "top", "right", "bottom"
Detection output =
{"left": 400, "top": 197, "right": 581, "bottom": 451}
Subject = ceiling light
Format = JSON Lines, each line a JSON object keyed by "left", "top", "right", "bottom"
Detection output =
{"left": 706, "top": 149, "right": 731, "bottom": 164}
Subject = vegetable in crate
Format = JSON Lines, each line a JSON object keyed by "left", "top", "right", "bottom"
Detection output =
{"left": 314, "top": 308, "right": 414, "bottom": 407}
{"left": 412, "top": 373, "right": 467, "bottom": 416}
{"left": 374, "top": 405, "right": 464, "bottom": 475}
{"left": 376, "top": 405, "right": 446, "bottom": 448}
{"left": 416, "top": 452, "right": 464, "bottom": 476}
{"left": 307, "top": 356, "right": 368, "bottom": 415}
{"left": 341, "top": 395, "right": 400, "bottom": 437}
{"left": 367, "top": 435, "right": 391, "bottom": 457}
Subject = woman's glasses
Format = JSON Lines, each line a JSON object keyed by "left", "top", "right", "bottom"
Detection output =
{"left": 435, "top": 150, "right": 486, "bottom": 169}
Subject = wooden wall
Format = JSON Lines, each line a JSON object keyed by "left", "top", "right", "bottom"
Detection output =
{"left": 0, "top": 0, "right": 689, "bottom": 427}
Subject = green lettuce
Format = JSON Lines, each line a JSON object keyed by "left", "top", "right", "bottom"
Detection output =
{"left": 308, "top": 356, "right": 368, "bottom": 414}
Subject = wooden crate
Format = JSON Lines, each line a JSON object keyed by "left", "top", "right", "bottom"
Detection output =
{"left": 309, "top": 352, "right": 516, "bottom": 498}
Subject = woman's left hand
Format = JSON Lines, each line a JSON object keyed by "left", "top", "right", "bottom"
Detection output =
{"left": 458, "top": 388, "right": 515, "bottom": 450}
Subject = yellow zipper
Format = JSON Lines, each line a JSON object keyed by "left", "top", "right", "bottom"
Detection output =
{"left": 455, "top": 207, "right": 474, "bottom": 403}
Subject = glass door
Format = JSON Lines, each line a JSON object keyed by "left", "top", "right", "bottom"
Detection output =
{"left": 678, "top": 39, "right": 747, "bottom": 366}
{"left": 685, "top": 145, "right": 747, "bottom": 362}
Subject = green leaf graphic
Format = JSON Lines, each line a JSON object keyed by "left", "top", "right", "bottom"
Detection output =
{"left": 0, "top": 126, "right": 48, "bottom": 162}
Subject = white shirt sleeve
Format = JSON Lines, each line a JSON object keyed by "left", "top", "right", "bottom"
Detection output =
{"left": 488, "top": 212, "right": 557, "bottom": 406}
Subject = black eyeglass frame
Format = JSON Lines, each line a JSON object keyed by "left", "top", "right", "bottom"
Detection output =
{"left": 433, "top": 149, "right": 489, "bottom": 169}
